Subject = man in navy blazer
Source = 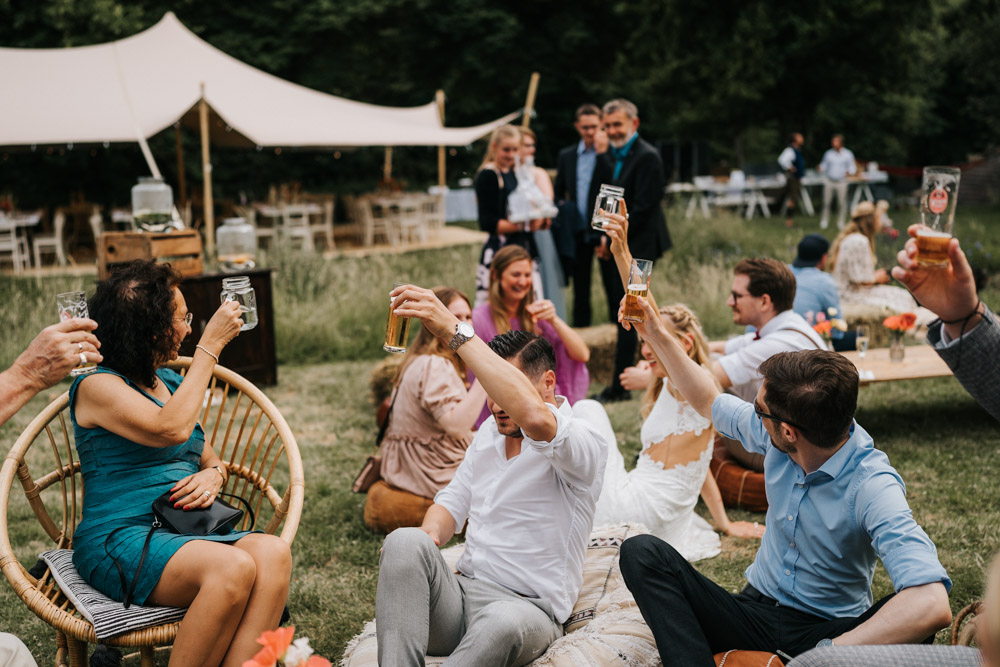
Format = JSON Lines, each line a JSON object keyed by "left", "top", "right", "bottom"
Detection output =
{"left": 553, "top": 104, "right": 608, "bottom": 328}
{"left": 594, "top": 98, "right": 671, "bottom": 403}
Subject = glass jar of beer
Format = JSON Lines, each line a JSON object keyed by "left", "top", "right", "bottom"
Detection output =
{"left": 131, "top": 177, "right": 174, "bottom": 233}
{"left": 217, "top": 218, "right": 257, "bottom": 272}
{"left": 220, "top": 276, "right": 258, "bottom": 331}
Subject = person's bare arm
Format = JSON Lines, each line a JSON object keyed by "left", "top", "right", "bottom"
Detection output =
{"left": 168, "top": 444, "right": 228, "bottom": 510}
{"left": 391, "top": 285, "right": 557, "bottom": 442}
{"left": 74, "top": 302, "right": 243, "bottom": 447}
{"left": 420, "top": 504, "right": 457, "bottom": 546}
{"left": 625, "top": 296, "right": 720, "bottom": 419}
{"left": 700, "top": 474, "right": 764, "bottom": 538}
{"left": 708, "top": 340, "right": 727, "bottom": 354}
{"left": 526, "top": 299, "right": 590, "bottom": 362}
{"left": 710, "top": 361, "right": 733, "bottom": 390}
{"left": 0, "top": 318, "right": 102, "bottom": 427}
{"left": 833, "top": 582, "right": 951, "bottom": 645}
{"left": 436, "top": 379, "right": 488, "bottom": 438}
{"left": 600, "top": 201, "right": 633, "bottom": 289}
{"left": 619, "top": 361, "right": 652, "bottom": 391}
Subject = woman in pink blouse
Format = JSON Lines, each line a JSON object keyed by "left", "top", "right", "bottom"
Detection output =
{"left": 471, "top": 245, "right": 590, "bottom": 427}
{"left": 364, "top": 287, "right": 487, "bottom": 533}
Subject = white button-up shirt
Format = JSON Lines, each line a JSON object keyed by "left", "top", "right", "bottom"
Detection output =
{"left": 819, "top": 147, "right": 857, "bottom": 181}
{"left": 720, "top": 310, "right": 827, "bottom": 402}
{"left": 435, "top": 397, "right": 607, "bottom": 623}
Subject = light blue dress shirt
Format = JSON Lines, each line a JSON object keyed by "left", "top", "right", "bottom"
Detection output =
{"left": 712, "top": 394, "right": 951, "bottom": 620}
{"left": 790, "top": 265, "right": 841, "bottom": 320}
{"left": 576, "top": 140, "right": 597, "bottom": 221}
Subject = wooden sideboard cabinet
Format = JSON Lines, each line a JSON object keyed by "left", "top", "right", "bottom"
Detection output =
{"left": 178, "top": 268, "right": 277, "bottom": 385}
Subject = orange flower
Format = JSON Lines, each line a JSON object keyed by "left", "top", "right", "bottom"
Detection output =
{"left": 305, "top": 657, "right": 332, "bottom": 667}
{"left": 813, "top": 321, "right": 832, "bottom": 336}
{"left": 244, "top": 646, "right": 279, "bottom": 667}
{"left": 251, "top": 626, "right": 295, "bottom": 665}
{"left": 883, "top": 312, "right": 917, "bottom": 331}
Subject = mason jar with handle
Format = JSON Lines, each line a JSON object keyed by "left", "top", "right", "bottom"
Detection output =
{"left": 220, "top": 276, "right": 258, "bottom": 331}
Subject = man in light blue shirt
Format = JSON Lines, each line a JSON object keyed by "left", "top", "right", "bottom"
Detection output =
{"left": 818, "top": 134, "right": 857, "bottom": 230}
{"left": 616, "top": 296, "right": 952, "bottom": 665}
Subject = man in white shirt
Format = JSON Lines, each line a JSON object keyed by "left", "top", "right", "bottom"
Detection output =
{"left": 375, "top": 285, "right": 608, "bottom": 667}
{"left": 709, "top": 258, "right": 826, "bottom": 471}
{"left": 818, "top": 134, "right": 857, "bottom": 230}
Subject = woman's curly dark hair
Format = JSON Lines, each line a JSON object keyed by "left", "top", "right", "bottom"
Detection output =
{"left": 89, "top": 260, "right": 183, "bottom": 388}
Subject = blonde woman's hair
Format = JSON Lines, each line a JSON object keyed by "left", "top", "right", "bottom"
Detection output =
{"left": 487, "top": 245, "right": 535, "bottom": 335}
{"left": 828, "top": 208, "right": 879, "bottom": 272}
{"left": 479, "top": 125, "right": 521, "bottom": 172}
{"left": 641, "top": 304, "right": 715, "bottom": 419}
{"left": 394, "top": 286, "right": 471, "bottom": 387}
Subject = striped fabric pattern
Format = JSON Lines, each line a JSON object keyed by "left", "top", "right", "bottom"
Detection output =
{"left": 786, "top": 645, "right": 983, "bottom": 667}
{"left": 41, "top": 549, "right": 186, "bottom": 640}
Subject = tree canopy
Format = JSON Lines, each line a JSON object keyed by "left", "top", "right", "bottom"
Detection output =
{"left": 0, "top": 0, "right": 996, "bottom": 207}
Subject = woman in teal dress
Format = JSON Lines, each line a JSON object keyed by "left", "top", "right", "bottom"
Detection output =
{"left": 70, "top": 260, "right": 291, "bottom": 667}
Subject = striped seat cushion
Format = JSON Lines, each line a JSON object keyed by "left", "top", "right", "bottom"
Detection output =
{"left": 40, "top": 550, "right": 187, "bottom": 640}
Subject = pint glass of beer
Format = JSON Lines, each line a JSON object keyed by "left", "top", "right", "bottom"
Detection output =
{"left": 56, "top": 291, "right": 98, "bottom": 376}
{"left": 591, "top": 184, "right": 625, "bottom": 230}
{"left": 384, "top": 282, "right": 412, "bottom": 353}
{"left": 623, "top": 259, "right": 654, "bottom": 323}
{"left": 917, "top": 166, "right": 960, "bottom": 267}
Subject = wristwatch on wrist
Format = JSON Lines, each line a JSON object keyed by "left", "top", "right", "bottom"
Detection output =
{"left": 448, "top": 321, "right": 475, "bottom": 351}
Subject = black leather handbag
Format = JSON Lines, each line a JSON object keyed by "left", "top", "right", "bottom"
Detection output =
{"left": 105, "top": 490, "right": 255, "bottom": 607}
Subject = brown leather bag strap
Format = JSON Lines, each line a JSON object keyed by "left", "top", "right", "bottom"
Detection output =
{"left": 772, "top": 327, "right": 825, "bottom": 350}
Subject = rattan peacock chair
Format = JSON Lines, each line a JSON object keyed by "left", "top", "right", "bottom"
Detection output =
{"left": 0, "top": 358, "right": 305, "bottom": 666}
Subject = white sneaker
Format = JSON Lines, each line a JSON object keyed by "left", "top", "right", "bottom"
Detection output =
{"left": 820, "top": 219, "right": 829, "bottom": 229}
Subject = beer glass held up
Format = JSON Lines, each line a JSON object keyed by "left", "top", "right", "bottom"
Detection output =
{"left": 916, "top": 166, "right": 961, "bottom": 267}
{"left": 623, "top": 259, "right": 654, "bottom": 323}
{"left": 591, "top": 184, "right": 625, "bottom": 231}
{"left": 56, "top": 291, "right": 98, "bottom": 376}
{"left": 384, "top": 282, "right": 412, "bottom": 353}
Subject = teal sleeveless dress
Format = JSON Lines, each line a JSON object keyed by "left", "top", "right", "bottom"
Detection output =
{"left": 69, "top": 367, "right": 254, "bottom": 606}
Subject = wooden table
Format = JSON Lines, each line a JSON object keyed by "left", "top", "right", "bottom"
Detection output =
{"left": 839, "top": 344, "right": 953, "bottom": 385}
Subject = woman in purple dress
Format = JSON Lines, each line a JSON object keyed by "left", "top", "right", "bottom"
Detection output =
{"left": 471, "top": 245, "right": 590, "bottom": 427}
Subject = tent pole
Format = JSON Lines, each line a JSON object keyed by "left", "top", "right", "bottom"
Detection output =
{"left": 436, "top": 90, "right": 446, "bottom": 187}
{"left": 175, "top": 123, "right": 187, "bottom": 206}
{"left": 383, "top": 146, "right": 393, "bottom": 182}
{"left": 521, "top": 72, "right": 540, "bottom": 129}
{"left": 199, "top": 83, "right": 215, "bottom": 257}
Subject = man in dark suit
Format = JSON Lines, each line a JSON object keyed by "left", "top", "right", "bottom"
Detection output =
{"left": 553, "top": 104, "right": 607, "bottom": 328}
{"left": 594, "top": 98, "right": 671, "bottom": 403}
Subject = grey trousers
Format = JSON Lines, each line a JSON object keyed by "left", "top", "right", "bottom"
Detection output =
{"left": 821, "top": 179, "right": 850, "bottom": 229}
{"left": 375, "top": 528, "right": 563, "bottom": 667}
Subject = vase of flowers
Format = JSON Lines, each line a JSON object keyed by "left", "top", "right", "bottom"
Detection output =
{"left": 806, "top": 308, "right": 847, "bottom": 350}
{"left": 882, "top": 312, "right": 917, "bottom": 363}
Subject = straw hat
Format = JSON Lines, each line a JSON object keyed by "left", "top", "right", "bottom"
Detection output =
{"left": 850, "top": 200, "right": 876, "bottom": 219}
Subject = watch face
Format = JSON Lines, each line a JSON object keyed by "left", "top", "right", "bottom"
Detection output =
{"left": 457, "top": 322, "right": 474, "bottom": 337}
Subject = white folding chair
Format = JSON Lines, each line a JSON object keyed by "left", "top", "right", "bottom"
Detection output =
{"left": 395, "top": 196, "right": 428, "bottom": 245}
{"left": 33, "top": 209, "right": 69, "bottom": 267}
{"left": 310, "top": 199, "right": 335, "bottom": 251}
{"left": 420, "top": 193, "right": 446, "bottom": 237}
{"left": 360, "top": 196, "right": 400, "bottom": 247}
{"left": 281, "top": 204, "right": 315, "bottom": 252}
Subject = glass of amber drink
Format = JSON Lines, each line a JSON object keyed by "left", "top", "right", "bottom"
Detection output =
{"left": 916, "top": 166, "right": 960, "bottom": 267}
{"left": 623, "top": 259, "right": 654, "bottom": 323}
{"left": 384, "top": 282, "right": 412, "bottom": 353}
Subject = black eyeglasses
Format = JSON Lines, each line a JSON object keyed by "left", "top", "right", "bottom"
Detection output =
{"left": 174, "top": 313, "right": 193, "bottom": 326}
{"left": 731, "top": 291, "right": 753, "bottom": 301}
{"left": 753, "top": 399, "right": 805, "bottom": 431}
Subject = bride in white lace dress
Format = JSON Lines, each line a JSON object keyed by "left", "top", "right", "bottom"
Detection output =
{"left": 578, "top": 304, "right": 764, "bottom": 562}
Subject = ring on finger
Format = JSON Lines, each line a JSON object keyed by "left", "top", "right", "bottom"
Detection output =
{"left": 77, "top": 342, "right": 84, "bottom": 353}
{"left": 202, "top": 490, "right": 211, "bottom": 498}
{"left": 78, "top": 352, "right": 87, "bottom": 366}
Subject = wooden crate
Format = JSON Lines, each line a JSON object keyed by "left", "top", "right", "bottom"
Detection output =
{"left": 98, "top": 230, "right": 203, "bottom": 279}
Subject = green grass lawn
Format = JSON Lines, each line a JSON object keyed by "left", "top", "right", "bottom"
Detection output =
{"left": 1, "top": 204, "right": 999, "bottom": 662}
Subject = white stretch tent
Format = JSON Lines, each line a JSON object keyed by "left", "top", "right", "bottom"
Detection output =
{"left": 0, "top": 11, "right": 518, "bottom": 148}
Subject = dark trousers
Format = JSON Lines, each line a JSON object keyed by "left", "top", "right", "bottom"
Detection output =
{"left": 618, "top": 534, "right": 897, "bottom": 666}
{"left": 571, "top": 235, "right": 596, "bottom": 328}
{"left": 598, "top": 255, "right": 638, "bottom": 394}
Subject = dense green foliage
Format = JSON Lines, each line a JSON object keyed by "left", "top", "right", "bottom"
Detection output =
{"left": 1, "top": 0, "right": 998, "bottom": 208}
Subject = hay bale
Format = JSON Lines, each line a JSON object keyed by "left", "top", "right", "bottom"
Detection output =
{"left": 577, "top": 323, "right": 620, "bottom": 386}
